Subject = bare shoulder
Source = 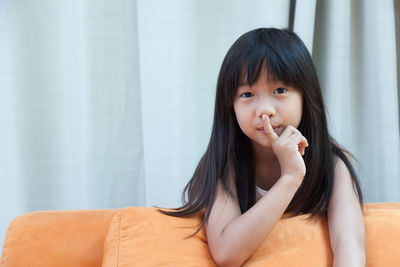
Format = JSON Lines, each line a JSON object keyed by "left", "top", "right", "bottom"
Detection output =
{"left": 205, "top": 179, "right": 241, "bottom": 253}
{"left": 329, "top": 155, "right": 360, "bottom": 213}
{"left": 333, "top": 142, "right": 355, "bottom": 166}
{"left": 328, "top": 156, "right": 365, "bottom": 248}
{"left": 333, "top": 155, "right": 356, "bottom": 194}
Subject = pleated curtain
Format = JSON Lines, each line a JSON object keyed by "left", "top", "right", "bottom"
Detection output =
{"left": 0, "top": 0, "right": 399, "bottom": 253}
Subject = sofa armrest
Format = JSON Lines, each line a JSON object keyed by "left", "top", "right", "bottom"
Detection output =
{"left": 0, "top": 209, "right": 120, "bottom": 267}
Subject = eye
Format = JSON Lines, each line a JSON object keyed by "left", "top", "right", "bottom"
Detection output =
{"left": 240, "top": 92, "right": 254, "bottom": 98}
{"left": 273, "top": 87, "right": 288, "bottom": 94}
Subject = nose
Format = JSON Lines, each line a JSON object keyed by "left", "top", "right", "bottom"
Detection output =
{"left": 256, "top": 99, "right": 276, "bottom": 118}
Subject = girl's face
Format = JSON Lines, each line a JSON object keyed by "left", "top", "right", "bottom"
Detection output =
{"left": 233, "top": 67, "right": 303, "bottom": 148}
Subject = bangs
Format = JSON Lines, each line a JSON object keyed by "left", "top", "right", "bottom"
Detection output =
{"left": 238, "top": 59, "right": 280, "bottom": 87}
{"left": 237, "top": 52, "right": 299, "bottom": 89}
{"left": 224, "top": 29, "right": 308, "bottom": 98}
{"left": 219, "top": 28, "right": 313, "bottom": 107}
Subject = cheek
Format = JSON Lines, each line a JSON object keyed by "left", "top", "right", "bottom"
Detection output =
{"left": 233, "top": 106, "right": 251, "bottom": 131}
{"left": 234, "top": 106, "right": 251, "bottom": 122}
{"left": 290, "top": 97, "right": 303, "bottom": 127}
{"left": 296, "top": 97, "right": 304, "bottom": 123}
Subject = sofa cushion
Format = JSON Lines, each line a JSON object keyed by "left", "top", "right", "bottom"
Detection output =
{"left": 1, "top": 209, "right": 120, "bottom": 267}
{"left": 102, "top": 207, "right": 214, "bottom": 266}
{"left": 101, "top": 203, "right": 400, "bottom": 266}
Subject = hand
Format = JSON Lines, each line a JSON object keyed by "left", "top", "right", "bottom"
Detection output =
{"left": 262, "top": 114, "right": 308, "bottom": 179}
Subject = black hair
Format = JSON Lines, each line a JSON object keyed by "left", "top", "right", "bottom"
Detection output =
{"left": 156, "top": 27, "right": 364, "bottom": 237}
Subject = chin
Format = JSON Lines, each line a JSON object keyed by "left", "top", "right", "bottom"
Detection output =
{"left": 251, "top": 139, "right": 272, "bottom": 149}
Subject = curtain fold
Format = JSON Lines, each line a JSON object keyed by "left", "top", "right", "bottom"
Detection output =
{"left": 137, "top": 0, "right": 291, "bottom": 207}
{"left": 0, "top": 0, "right": 399, "bottom": 255}
{"left": 313, "top": 0, "right": 400, "bottom": 202}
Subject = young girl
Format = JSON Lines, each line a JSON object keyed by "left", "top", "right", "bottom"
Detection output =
{"left": 159, "top": 28, "right": 366, "bottom": 266}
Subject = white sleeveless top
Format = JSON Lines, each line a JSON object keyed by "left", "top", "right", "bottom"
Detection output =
{"left": 255, "top": 185, "right": 268, "bottom": 202}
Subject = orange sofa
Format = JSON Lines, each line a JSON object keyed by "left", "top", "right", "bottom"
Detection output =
{"left": 1, "top": 203, "right": 400, "bottom": 266}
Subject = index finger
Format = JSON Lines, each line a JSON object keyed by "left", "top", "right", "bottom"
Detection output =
{"left": 262, "top": 114, "right": 278, "bottom": 142}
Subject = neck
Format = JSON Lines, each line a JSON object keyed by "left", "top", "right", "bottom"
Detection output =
{"left": 251, "top": 141, "right": 277, "bottom": 164}
{"left": 251, "top": 141, "right": 281, "bottom": 190}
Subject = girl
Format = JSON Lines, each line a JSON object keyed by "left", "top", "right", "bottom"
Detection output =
{"left": 159, "top": 28, "right": 365, "bottom": 266}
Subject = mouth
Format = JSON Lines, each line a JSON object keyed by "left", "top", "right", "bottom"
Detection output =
{"left": 258, "top": 126, "right": 280, "bottom": 133}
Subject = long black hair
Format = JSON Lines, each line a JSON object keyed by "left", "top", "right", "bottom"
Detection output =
{"left": 157, "top": 28, "right": 364, "bottom": 237}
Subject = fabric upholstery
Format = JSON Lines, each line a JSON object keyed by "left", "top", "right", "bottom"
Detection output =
{"left": 102, "top": 203, "right": 400, "bottom": 266}
{"left": 1, "top": 203, "right": 399, "bottom": 266}
{"left": 0, "top": 209, "right": 120, "bottom": 267}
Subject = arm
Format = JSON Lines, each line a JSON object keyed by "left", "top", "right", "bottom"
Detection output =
{"left": 206, "top": 176, "right": 302, "bottom": 267}
{"left": 327, "top": 157, "right": 366, "bottom": 267}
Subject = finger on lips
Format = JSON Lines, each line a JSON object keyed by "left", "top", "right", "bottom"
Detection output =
{"left": 262, "top": 114, "right": 278, "bottom": 140}
{"left": 261, "top": 115, "right": 309, "bottom": 152}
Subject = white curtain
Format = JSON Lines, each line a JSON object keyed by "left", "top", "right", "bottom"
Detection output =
{"left": 312, "top": 0, "right": 400, "bottom": 201}
{"left": 1, "top": 0, "right": 399, "bottom": 253}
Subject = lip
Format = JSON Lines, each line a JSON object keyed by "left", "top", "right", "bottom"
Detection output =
{"left": 258, "top": 126, "right": 280, "bottom": 133}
